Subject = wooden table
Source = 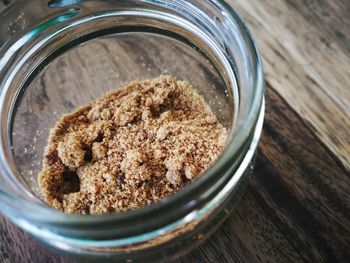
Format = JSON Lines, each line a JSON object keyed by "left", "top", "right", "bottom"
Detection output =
{"left": 1, "top": 0, "right": 349, "bottom": 262}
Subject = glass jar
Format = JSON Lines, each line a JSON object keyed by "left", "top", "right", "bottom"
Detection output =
{"left": 0, "top": 0, "right": 264, "bottom": 261}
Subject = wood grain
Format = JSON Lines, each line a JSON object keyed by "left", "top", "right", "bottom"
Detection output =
{"left": 0, "top": 216, "right": 67, "bottom": 263}
{"left": 1, "top": 0, "right": 350, "bottom": 262}
{"left": 228, "top": 0, "right": 350, "bottom": 169}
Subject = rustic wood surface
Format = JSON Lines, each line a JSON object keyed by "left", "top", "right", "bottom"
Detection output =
{"left": 1, "top": 0, "right": 350, "bottom": 262}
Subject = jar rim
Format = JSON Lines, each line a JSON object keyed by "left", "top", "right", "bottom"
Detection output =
{"left": 0, "top": 0, "right": 264, "bottom": 239}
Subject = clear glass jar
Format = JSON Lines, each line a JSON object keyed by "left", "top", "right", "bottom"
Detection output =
{"left": 0, "top": 0, "right": 264, "bottom": 261}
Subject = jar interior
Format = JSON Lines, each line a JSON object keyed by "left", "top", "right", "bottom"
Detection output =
{"left": 11, "top": 32, "right": 231, "bottom": 201}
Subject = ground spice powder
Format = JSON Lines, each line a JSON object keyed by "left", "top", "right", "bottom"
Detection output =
{"left": 39, "top": 76, "right": 227, "bottom": 214}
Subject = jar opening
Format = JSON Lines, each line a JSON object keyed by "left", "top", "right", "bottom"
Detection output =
{"left": 0, "top": 0, "right": 263, "bottom": 246}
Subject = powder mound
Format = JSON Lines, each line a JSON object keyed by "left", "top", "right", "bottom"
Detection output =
{"left": 39, "top": 76, "right": 227, "bottom": 214}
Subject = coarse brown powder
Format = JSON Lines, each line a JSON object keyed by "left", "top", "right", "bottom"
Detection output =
{"left": 39, "top": 76, "right": 227, "bottom": 214}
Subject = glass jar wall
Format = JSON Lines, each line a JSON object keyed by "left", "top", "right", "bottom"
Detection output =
{"left": 0, "top": 0, "right": 264, "bottom": 261}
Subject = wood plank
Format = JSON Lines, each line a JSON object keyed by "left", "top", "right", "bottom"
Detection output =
{"left": 284, "top": 0, "right": 350, "bottom": 55}
{"left": 227, "top": 0, "right": 350, "bottom": 169}
{"left": 1, "top": 0, "right": 349, "bottom": 262}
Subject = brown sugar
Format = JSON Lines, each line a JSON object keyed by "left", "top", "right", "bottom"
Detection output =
{"left": 39, "top": 76, "right": 227, "bottom": 214}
